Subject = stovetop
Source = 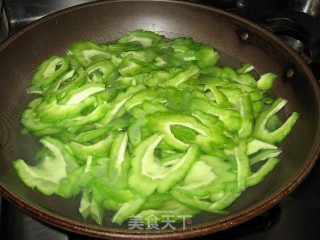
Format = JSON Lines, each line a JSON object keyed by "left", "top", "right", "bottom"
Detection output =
{"left": 1, "top": 1, "right": 320, "bottom": 239}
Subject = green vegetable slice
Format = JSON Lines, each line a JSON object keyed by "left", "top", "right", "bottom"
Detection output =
{"left": 13, "top": 137, "right": 77, "bottom": 195}
{"left": 128, "top": 133, "right": 200, "bottom": 196}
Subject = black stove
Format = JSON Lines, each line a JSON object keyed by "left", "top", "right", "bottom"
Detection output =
{"left": 1, "top": 1, "right": 320, "bottom": 239}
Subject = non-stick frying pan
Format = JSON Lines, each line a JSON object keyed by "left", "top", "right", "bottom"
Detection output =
{"left": 0, "top": 0, "right": 320, "bottom": 239}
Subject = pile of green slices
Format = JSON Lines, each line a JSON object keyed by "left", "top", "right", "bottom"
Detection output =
{"left": 13, "top": 30, "right": 298, "bottom": 225}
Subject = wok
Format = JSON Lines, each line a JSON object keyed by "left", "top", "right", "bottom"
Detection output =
{"left": 0, "top": 0, "right": 320, "bottom": 239}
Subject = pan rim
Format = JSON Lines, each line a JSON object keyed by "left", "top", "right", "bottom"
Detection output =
{"left": 1, "top": 0, "right": 320, "bottom": 239}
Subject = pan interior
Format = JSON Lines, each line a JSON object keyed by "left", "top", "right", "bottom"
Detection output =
{"left": 0, "top": 0, "right": 319, "bottom": 237}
